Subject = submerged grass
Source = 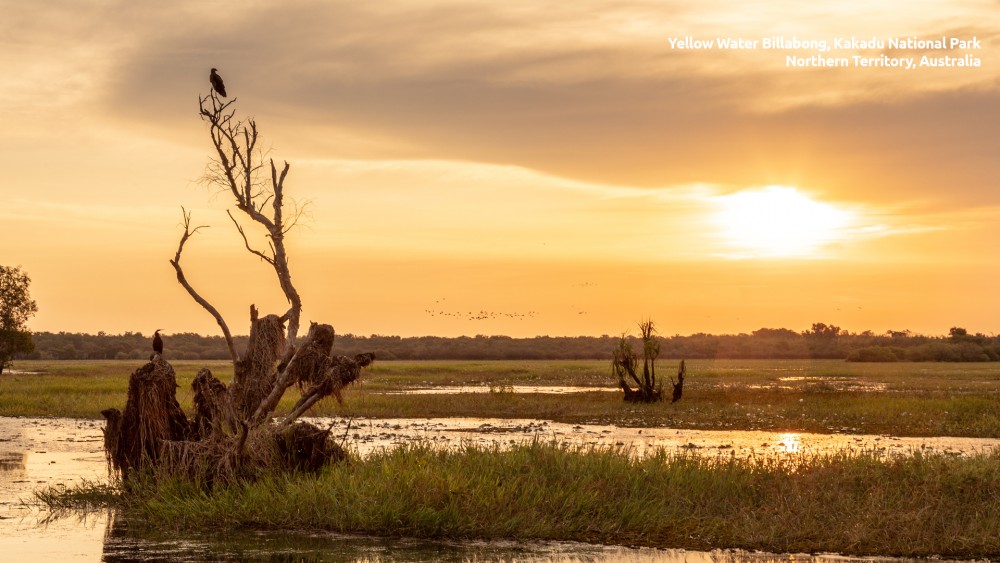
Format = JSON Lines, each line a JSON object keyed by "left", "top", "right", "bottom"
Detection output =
{"left": 108, "top": 442, "right": 1000, "bottom": 558}
{"left": 34, "top": 479, "right": 121, "bottom": 511}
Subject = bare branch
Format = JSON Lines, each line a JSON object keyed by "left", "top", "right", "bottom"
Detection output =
{"left": 226, "top": 210, "right": 275, "bottom": 265}
{"left": 199, "top": 95, "right": 256, "bottom": 210}
{"left": 169, "top": 207, "right": 238, "bottom": 364}
{"left": 278, "top": 392, "right": 325, "bottom": 429}
{"left": 196, "top": 97, "right": 302, "bottom": 346}
{"left": 281, "top": 197, "right": 311, "bottom": 235}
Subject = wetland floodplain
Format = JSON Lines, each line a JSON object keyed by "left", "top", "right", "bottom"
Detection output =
{"left": 3, "top": 359, "right": 1000, "bottom": 560}
{"left": 4, "top": 415, "right": 1000, "bottom": 560}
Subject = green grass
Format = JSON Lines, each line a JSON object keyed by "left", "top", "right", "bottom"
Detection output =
{"left": 22, "top": 359, "right": 1000, "bottom": 557}
{"left": 65, "top": 442, "right": 1000, "bottom": 558}
{"left": 0, "top": 360, "right": 235, "bottom": 418}
{"left": 4, "top": 359, "right": 1000, "bottom": 437}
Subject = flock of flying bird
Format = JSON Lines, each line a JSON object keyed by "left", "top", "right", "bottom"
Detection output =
{"left": 424, "top": 308, "right": 539, "bottom": 321}
{"left": 424, "top": 298, "right": 538, "bottom": 322}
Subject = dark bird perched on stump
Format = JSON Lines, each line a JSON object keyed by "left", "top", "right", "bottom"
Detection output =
{"left": 152, "top": 330, "right": 164, "bottom": 356}
{"left": 209, "top": 68, "right": 227, "bottom": 97}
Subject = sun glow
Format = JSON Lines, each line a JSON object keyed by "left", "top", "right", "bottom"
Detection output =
{"left": 714, "top": 186, "right": 854, "bottom": 258}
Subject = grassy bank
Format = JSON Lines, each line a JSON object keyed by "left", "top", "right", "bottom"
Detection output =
{"left": 97, "top": 442, "right": 1000, "bottom": 558}
{"left": 0, "top": 360, "right": 235, "bottom": 418}
{"left": 4, "top": 359, "right": 999, "bottom": 437}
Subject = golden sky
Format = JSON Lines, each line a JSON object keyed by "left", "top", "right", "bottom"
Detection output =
{"left": 1, "top": 0, "right": 998, "bottom": 338}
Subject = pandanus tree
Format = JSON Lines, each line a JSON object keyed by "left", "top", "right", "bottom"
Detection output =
{"left": 612, "top": 320, "right": 685, "bottom": 403}
{"left": 101, "top": 85, "right": 373, "bottom": 486}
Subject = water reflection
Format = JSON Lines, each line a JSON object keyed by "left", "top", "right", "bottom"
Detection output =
{"left": 306, "top": 417, "right": 1000, "bottom": 461}
{"left": 103, "top": 512, "right": 683, "bottom": 562}
{"left": 0, "top": 451, "right": 26, "bottom": 472}
{"left": 777, "top": 433, "right": 801, "bottom": 454}
{"left": 4, "top": 417, "right": 1000, "bottom": 562}
{"left": 101, "top": 512, "right": 945, "bottom": 563}
{"left": 376, "top": 385, "right": 616, "bottom": 395}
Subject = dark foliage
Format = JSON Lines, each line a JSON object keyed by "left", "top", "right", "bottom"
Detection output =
{"left": 0, "top": 265, "right": 38, "bottom": 374}
{"left": 24, "top": 326, "right": 1000, "bottom": 362}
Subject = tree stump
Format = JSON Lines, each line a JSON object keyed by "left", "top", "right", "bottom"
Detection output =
{"left": 101, "top": 356, "right": 188, "bottom": 479}
{"left": 101, "top": 320, "right": 371, "bottom": 486}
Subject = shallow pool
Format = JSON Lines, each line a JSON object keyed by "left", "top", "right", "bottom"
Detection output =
{"left": 2, "top": 416, "right": 995, "bottom": 561}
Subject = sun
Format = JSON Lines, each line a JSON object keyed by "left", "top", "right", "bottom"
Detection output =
{"left": 713, "top": 186, "right": 854, "bottom": 258}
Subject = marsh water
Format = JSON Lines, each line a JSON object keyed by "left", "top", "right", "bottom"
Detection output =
{"left": 2, "top": 416, "right": 997, "bottom": 562}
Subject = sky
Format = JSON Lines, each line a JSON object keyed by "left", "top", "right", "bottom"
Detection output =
{"left": 1, "top": 0, "right": 998, "bottom": 338}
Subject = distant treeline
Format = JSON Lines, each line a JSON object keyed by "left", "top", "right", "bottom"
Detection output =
{"left": 19, "top": 324, "right": 1000, "bottom": 362}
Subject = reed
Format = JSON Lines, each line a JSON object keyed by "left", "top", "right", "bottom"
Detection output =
{"left": 86, "top": 442, "right": 1000, "bottom": 558}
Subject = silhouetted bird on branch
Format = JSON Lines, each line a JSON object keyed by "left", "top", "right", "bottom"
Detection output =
{"left": 210, "top": 68, "right": 227, "bottom": 97}
{"left": 152, "top": 329, "right": 164, "bottom": 356}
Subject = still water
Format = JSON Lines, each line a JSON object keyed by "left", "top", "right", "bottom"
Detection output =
{"left": 2, "top": 416, "right": 996, "bottom": 562}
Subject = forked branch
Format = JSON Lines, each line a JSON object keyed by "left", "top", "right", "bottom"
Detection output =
{"left": 169, "top": 207, "right": 238, "bottom": 363}
{"left": 227, "top": 210, "right": 275, "bottom": 265}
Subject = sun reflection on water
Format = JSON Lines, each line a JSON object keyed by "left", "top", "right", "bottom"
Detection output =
{"left": 777, "top": 433, "right": 801, "bottom": 453}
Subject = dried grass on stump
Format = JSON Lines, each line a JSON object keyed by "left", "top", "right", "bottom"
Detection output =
{"left": 102, "top": 323, "right": 367, "bottom": 487}
{"left": 101, "top": 356, "right": 189, "bottom": 478}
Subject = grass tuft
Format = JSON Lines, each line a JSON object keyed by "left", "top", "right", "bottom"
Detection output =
{"left": 35, "top": 479, "right": 121, "bottom": 511}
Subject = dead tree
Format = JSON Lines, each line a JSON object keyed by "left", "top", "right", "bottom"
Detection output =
{"left": 101, "top": 89, "right": 373, "bottom": 485}
{"left": 612, "top": 320, "right": 686, "bottom": 403}
{"left": 671, "top": 360, "right": 686, "bottom": 403}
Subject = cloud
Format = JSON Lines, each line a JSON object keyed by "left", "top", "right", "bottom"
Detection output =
{"left": 7, "top": 1, "right": 996, "bottom": 210}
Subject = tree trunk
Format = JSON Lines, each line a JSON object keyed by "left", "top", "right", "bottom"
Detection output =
{"left": 230, "top": 308, "right": 286, "bottom": 419}
{"left": 671, "top": 360, "right": 686, "bottom": 403}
